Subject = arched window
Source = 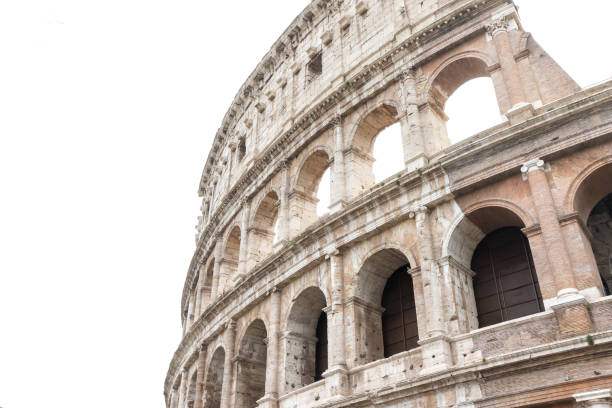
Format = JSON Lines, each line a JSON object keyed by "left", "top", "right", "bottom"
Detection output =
{"left": 205, "top": 348, "right": 225, "bottom": 408}
{"left": 353, "top": 248, "right": 417, "bottom": 365}
{"left": 317, "top": 168, "right": 331, "bottom": 216}
{"left": 197, "top": 261, "right": 214, "bottom": 315}
{"left": 292, "top": 150, "right": 331, "bottom": 232}
{"left": 471, "top": 227, "right": 544, "bottom": 328}
{"left": 587, "top": 193, "right": 612, "bottom": 295}
{"left": 381, "top": 266, "right": 418, "bottom": 358}
{"left": 236, "top": 320, "right": 267, "bottom": 408}
{"left": 349, "top": 105, "right": 403, "bottom": 196}
{"left": 284, "top": 287, "right": 327, "bottom": 392}
{"left": 574, "top": 163, "right": 612, "bottom": 297}
{"left": 221, "top": 226, "right": 241, "bottom": 293}
{"left": 445, "top": 77, "right": 503, "bottom": 144}
{"left": 314, "top": 311, "right": 328, "bottom": 381}
{"left": 250, "top": 191, "right": 280, "bottom": 267}
{"left": 428, "top": 57, "right": 505, "bottom": 148}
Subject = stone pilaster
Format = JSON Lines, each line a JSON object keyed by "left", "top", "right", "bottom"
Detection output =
{"left": 486, "top": 15, "right": 527, "bottom": 110}
{"left": 210, "top": 236, "right": 223, "bottom": 301}
{"left": 237, "top": 199, "right": 250, "bottom": 280}
{"left": 177, "top": 369, "right": 188, "bottom": 408}
{"left": 276, "top": 159, "right": 291, "bottom": 247}
{"left": 220, "top": 320, "right": 236, "bottom": 408}
{"left": 522, "top": 159, "right": 592, "bottom": 337}
{"left": 259, "top": 288, "right": 281, "bottom": 408}
{"left": 399, "top": 70, "right": 428, "bottom": 172}
{"left": 194, "top": 344, "right": 207, "bottom": 408}
{"left": 413, "top": 206, "right": 452, "bottom": 374}
{"left": 330, "top": 115, "right": 347, "bottom": 213}
{"left": 574, "top": 389, "right": 612, "bottom": 408}
{"left": 323, "top": 250, "right": 350, "bottom": 397}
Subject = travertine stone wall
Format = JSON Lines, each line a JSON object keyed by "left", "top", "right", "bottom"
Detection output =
{"left": 166, "top": 0, "right": 612, "bottom": 407}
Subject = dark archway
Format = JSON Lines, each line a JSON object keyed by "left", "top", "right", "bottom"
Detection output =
{"left": 471, "top": 227, "right": 544, "bottom": 328}
{"left": 381, "top": 266, "right": 418, "bottom": 358}
{"left": 204, "top": 348, "right": 225, "bottom": 408}
{"left": 236, "top": 319, "right": 268, "bottom": 408}
{"left": 587, "top": 193, "right": 612, "bottom": 295}
{"left": 314, "top": 311, "right": 328, "bottom": 381}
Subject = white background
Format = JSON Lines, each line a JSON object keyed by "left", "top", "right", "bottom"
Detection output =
{"left": 0, "top": 1, "right": 610, "bottom": 407}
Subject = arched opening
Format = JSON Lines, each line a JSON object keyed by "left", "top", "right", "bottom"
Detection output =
{"left": 446, "top": 205, "right": 545, "bottom": 330}
{"left": 198, "top": 260, "right": 214, "bottom": 315}
{"left": 204, "top": 348, "right": 225, "bottom": 408}
{"left": 372, "top": 122, "right": 404, "bottom": 183}
{"left": 284, "top": 287, "right": 327, "bottom": 392}
{"left": 291, "top": 150, "right": 331, "bottom": 232}
{"left": 471, "top": 227, "right": 544, "bottom": 328}
{"left": 236, "top": 319, "right": 268, "bottom": 408}
{"left": 429, "top": 57, "right": 504, "bottom": 147}
{"left": 352, "top": 248, "right": 415, "bottom": 364}
{"left": 249, "top": 192, "right": 280, "bottom": 267}
{"left": 574, "top": 163, "right": 612, "bottom": 296}
{"left": 381, "top": 266, "right": 418, "bottom": 358}
{"left": 317, "top": 167, "right": 331, "bottom": 217}
{"left": 349, "top": 105, "right": 402, "bottom": 195}
{"left": 445, "top": 77, "right": 503, "bottom": 144}
{"left": 587, "top": 193, "right": 612, "bottom": 295}
{"left": 221, "top": 226, "right": 241, "bottom": 293}
{"left": 186, "top": 371, "right": 197, "bottom": 408}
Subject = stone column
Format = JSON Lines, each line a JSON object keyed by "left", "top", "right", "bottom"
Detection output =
{"left": 237, "top": 200, "right": 250, "bottom": 280}
{"left": 521, "top": 159, "right": 592, "bottom": 337}
{"left": 399, "top": 70, "right": 428, "bottom": 172}
{"left": 227, "top": 143, "right": 236, "bottom": 184}
{"left": 259, "top": 288, "right": 281, "bottom": 408}
{"left": 210, "top": 236, "right": 224, "bottom": 301}
{"left": 220, "top": 320, "right": 236, "bottom": 408}
{"left": 187, "top": 294, "right": 196, "bottom": 331}
{"left": 574, "top": 389, "right": 612, "bottom": 408}
{"left": 194, "top": 344, "right": 207, "bottom": 408}
{"left": 413, "top": 206, "right": 452, "bottom": 374}
{"left": 486, "top": 16, "right": 527, "bottom": 110}
{"left": 521, "top": 160, "right": 577, "bottom": 296}
{"left": 276, "top": 159, "right": 290, "bottom": 246}
{"left": 323, "top": 250, "right": 350, "bottom": 396}
{"left": 195, "top": 264, "right": 205, "bottom": 317}
{"left": 177, "top": 369, "right": 188, "bottom": 408}
{"left": 329, "top": 115, "right": 347, "bottom": 213}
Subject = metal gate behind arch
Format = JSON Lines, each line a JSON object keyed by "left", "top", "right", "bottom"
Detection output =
{"left": 471, "top": 227, "right": 544, "bottom": 328}
{"left": 381, "top": 266, "right": 418, "bottom": 358}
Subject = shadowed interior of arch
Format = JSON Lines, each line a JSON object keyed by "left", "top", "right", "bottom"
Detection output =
{"left": 575, "top": 163, "right": 612, "bottom": 296}
{"left": 250, "top": 191, "right": 280, "bottom": 266}
{"left": 205, "top": 348, "right": 225, "bottom": 408}
{"left": 235, "top": 319, "right": 268, "bottom": 408}
{"left": 222, "top": 226, "right": 241, "bottom": 292}
{"left": 284, "top": 287, "right": 327, "bottom": 392}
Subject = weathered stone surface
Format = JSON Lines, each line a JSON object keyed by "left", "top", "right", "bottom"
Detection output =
{"left": 166, "top": 1, "right": 612, "bottom": 407}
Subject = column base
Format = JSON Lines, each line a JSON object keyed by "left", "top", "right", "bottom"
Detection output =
{"left": 551, "top": 292, "right": 592, "bottom": 338}
{"left": 257, "top": 393, "right": 278, "bottom": 408}
{"left": 329, "top": 199, "right": 347, "bottom": 214}
{"left": 322, "top": 365, "right": 350, "bottom": 397}
{"left": 505, "top": 102, "right": 536, "bottom": 125}
{"left": 418, "top": 335, "right": 452, "bottom": 376}
{"left": 405, "top": 154, "right": 429, "bottom": 173}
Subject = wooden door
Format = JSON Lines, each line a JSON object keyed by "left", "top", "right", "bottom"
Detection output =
{"left": 472, "top": 227, "right": 544, "bottom": 328}
{"left": 381, "top": 266, "right": 419, "bottom": 358}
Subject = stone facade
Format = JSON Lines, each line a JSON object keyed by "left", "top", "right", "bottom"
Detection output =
{"left": 165, "top": 1, "right": 612, "bottom": 407}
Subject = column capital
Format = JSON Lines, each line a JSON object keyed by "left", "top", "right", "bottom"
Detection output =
{"left": 521, "top": 159, "right": 546, "bottom": 178}
{"left": 573, "top": 388, "right": 612, "bottom": 406}
{"left": 225, "top": 318, "right": 237, "bottom": 331}
{"left": 409, "top": 205, "right": 430, "bottom": 219}
{"left": 398, "top": 67, "right": 416, "bottom": 83}
{"left": 279, "top": 158, "right": 290, "bottom": 169}
{"left": 330, "top": 113, "right": 343, "bottom": 127}
{"left": 486, "top": 15, "right": 510, "bottom": 37}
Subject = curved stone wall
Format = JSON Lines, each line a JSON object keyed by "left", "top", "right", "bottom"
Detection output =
{"left": 166, "top": 1, "right": 612, "bottom": 407}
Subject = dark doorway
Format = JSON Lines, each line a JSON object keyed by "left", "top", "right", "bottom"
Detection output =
{"left": 381, "top": 266, "right": 418, "bottom": 357}
{"left": 314, "top": 311, "right": 328, "bottom": 381}
{"left": 471, "top": 227, "right": 544, "bottom": 328}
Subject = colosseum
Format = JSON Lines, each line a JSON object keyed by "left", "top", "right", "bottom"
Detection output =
{"left": 164, "top": 0, "right": 612, "bottom": 407}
